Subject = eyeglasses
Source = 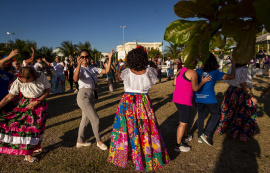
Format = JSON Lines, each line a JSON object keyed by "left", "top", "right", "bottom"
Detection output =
{"left": 81, "top": 56, "right": 89, "bottom": 59}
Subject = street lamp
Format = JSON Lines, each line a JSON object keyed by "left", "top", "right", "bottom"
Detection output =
{"left": 7, "top": 32, "right": 15, "bottom": 41}
{"left": 120, "top": 26, "right": 126, "bottom": 54}
{"left": 134, "top": 40, "right": 138, "bottom": 47}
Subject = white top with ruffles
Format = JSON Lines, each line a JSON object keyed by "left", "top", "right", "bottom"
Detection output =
{"left": 225, "top": 66, "right": 253, "bottom": 89}
{"left": 9, "top": 72, "right": 51, "bottom": 98}
{"left": 121, "top": 67, "right": 158, "bottom": 93}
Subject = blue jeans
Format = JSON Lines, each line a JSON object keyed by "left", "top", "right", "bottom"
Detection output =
{"left": 196, "top": 103, "right": 220, "bottom": 137}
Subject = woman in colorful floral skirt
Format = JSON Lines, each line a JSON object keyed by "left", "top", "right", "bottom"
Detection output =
{"left": 216, "top": 64, "right": 258, "bottom": 142}
{"left": 108, "top": 46, "right": 170, "bottom": 172}
{"left": 43, "top": 57, "right": 65, "bottom": 94}
{"left": 0, "top": 67, "right": 51, "bottom": 162}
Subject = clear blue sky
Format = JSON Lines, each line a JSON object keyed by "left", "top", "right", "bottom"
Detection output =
{"left": 1, "top": 0, "right": 180, "bottom": 53}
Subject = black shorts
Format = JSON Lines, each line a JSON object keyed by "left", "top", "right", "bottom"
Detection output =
{"left": 175, "top": 103, "right": 191, "bottom": 123}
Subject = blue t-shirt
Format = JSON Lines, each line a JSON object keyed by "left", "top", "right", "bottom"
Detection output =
{"left": 0, "top": 70, "right": 14, "bottom": 101}
{"left": 195, "top": 68, "right": 224, "bottom": 104}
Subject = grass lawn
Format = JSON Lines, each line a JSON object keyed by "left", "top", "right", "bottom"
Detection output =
{"left": 0, "top": 76, "right": 269, "bottom": 172}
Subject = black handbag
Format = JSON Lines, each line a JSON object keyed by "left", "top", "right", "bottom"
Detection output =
{"left": 94, "top": 90, "right": 98, "bottom": 99}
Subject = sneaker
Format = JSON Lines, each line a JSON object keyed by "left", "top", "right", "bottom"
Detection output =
{"left": 74, "top": 89, "right": 78, "bottom": 93}
{"left": 76, "top": 142, "right": 91, "bottom": 148}
{"left": 174, "top": 143, "right": 190, "bottom": 152}
{"left": 200, "top": 134, "right": 213, "bottom": 146}
{"left": 182, "top": 135, "right": 193, "bottom": 144}
{"left": 97, "top": 143, "right": 108, "bottom": 150}
{"left": 198, "top": 137, "right": 203, "bottom": 143}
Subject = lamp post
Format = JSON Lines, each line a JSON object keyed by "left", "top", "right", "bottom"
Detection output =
{"left": 7, "top": 32, "right": 15, "bottom": 41}
{"left": 134, "top": 40, "right": 138, "bottom": 47}
{"left": 120, "top": 26, "right": 126, "bottom": 54}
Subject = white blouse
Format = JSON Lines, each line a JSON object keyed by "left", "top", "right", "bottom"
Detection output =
{"left": 225, "top": 67, "right": 253, "bottom": 89}
{"left": 121, "top": 67, "right": 158, "bottom": 93}
{"left": 74, "top": 66, "right": 102, "bottom": 90}
{"left": 9, "top": 72, "right": 51, "bottom": 98}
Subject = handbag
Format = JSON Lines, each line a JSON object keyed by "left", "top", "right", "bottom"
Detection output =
{"left": 83, "top": 67, "right": 98, "bottom": 99}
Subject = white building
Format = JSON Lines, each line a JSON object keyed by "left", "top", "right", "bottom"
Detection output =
{"left": 116, "top": 42, "right": 163, "bottom": 54}
{"left": 52, "top": 48, "right": 64, "bottom": 57}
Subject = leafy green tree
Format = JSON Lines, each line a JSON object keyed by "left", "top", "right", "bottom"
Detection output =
{"left": 164, "top": 0, "right": 270, "bottom": 68}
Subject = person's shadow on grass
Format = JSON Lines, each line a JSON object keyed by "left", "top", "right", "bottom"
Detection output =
{"left": 214, "top": 127, "right": 261, "bottom": 173}
{"left": 45, "top": 112, "right": 115, "bottom": 150}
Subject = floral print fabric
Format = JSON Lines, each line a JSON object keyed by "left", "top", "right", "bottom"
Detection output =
{"left": 0, "top": 98, "right": 48, "bottom": 155}
{"left": 108, "top": 93, "right": 170, "bottom": 172}
{"left": 216, "top": 86, "right": 257, "bottom": 142}
{"left": 51, "top": 74, "right": 65, "bottom": 94}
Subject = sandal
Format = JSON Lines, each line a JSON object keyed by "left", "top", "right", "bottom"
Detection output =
{"left": 24, "top": 156, "right": 38, "bottom": 163}
{"left": 34, "top": 148, "right": 49, "bottom": 153}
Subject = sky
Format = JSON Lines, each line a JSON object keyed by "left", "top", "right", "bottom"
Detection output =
{"left": 0, "top": 0, "right": 180, "bottom": 53}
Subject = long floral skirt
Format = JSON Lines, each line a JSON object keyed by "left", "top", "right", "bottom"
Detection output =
{"left": 108, "top": 93, "right": 170, "bottom": 172}
{"left": 0, "top": 98, "right": 48, "bottom": 155}
{"left": 216, "top": 86, "right": 257, "bottom": 142}
{"left": 51, "top": 74, "right": 65, "bottom": 94}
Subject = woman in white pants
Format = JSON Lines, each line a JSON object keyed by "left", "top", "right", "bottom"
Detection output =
{"left": 73, "top": 49, "right": 113, "bottom": 150}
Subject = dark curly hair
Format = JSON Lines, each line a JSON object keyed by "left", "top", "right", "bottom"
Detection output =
{"left": 202, "top": 53, "right": 219, "bottom": 72}
{"left": 126, "top": 47, "right": 148, "bottom": 71}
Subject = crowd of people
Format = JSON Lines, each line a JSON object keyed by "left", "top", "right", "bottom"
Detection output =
{"left": 0, "top": 46, "right": 269, "bottom": 171}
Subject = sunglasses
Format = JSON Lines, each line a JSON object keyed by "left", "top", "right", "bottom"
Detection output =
{"left": 81, "top": 56, "right": 89, "bottom": 59}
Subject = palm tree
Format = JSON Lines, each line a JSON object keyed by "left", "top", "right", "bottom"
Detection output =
{"left": 0, "top": 43, "right": 10, "bottom": 56}
{"left": 91, "top": 47, "right": 102, "bottom": 61}
{"left": 7, "top": 39, "right": 28, "bottom": 62}
{"left": 164, "top": 42, "right": 185, "bottom": 60}
{"left": 147, "top": 48, "right": 161, "bottom": 60}
{"left": 57, "top": 41, "right": 77, "bottom": 57}
{"left": 77, "top": 41, "right": 91, "bottom": 53}
{"left": 39, "top": 46, "right": 56, "bottom": 62}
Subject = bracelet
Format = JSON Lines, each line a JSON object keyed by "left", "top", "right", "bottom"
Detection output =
{"left": 36, "top": 99, "right": 41, "bottom": 104}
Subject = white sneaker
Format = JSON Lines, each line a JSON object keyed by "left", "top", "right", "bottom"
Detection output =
{"left": 74, "top": 89, "right": 78, "bottom": 93}
{"left": 198, "top": 137, "right": 203, "bottom": 143}
{"left": 97, "top": 143, "right": 108, "bottom": 150}
{"left": 174, "top": 143, "right": 190, "bottom": 152}
{"left": 76, "top": 142, "right": 91, "bottom": 148}
{"left": 182, "top": 135, "right": 193, "bottom": 144}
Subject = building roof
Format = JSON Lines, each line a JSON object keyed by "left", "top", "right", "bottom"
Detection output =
{"left": 256, "top": 33, "right": 270, "bottom": 44}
